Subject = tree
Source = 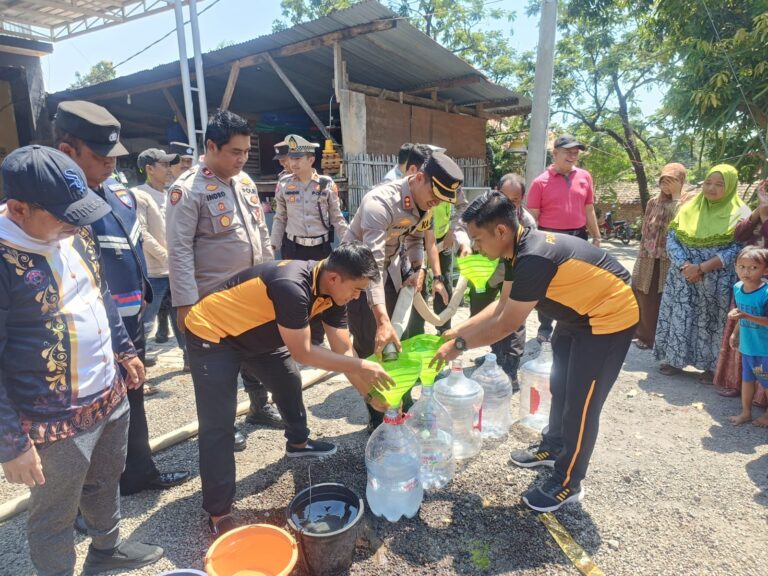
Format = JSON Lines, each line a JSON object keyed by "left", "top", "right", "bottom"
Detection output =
{"left": 518, "top": 0, "right": 661, "bottom": 210}
{"left": 69, "top": 61, "right": 116, "bottom": 89}
{"left": 653, "top": 0, "right": 768, "bottom": 182}
{"left": 274, "top": 0, "right": 519, "bottom": 85}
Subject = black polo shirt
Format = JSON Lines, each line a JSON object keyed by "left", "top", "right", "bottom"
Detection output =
{"left": 508, "top": 229, "right": 638, "bottom": 334}
{"left": 185, "top": 259, "right": 347, "bottom": 352}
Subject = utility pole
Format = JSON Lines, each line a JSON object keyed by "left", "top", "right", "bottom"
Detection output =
{"left": 525, "top": 0, "right": 558, "bottom": 186}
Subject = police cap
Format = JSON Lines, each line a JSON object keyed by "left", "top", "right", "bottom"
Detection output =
{"left": 55, "top": 100, "right": 128, "bottom": 158}
{"left": 169, "top": 141, "right": 195, "bottom": 158}
{"left": 422, "top": 152, "right": 463, "bottom": 204}
{"left": 285, "top": 134, "right": 319, "bottom": 157}
{"left": 273, "top": 141, "right": 290, "bottom": 160}
{"left": 137, "top": 148, "right": 180, "bottom": 170}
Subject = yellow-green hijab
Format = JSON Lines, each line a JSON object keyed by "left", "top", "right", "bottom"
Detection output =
{"left": 669, "top": 164, "right": 748, "bottom": 247}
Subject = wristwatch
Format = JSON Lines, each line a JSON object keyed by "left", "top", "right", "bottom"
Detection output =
{"left": 454, "top": 336, "right": 468, "bottom": 351}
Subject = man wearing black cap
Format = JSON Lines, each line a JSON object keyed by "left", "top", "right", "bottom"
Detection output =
{"left": 343, "top": 151, "right": 464, "bottom": 430}
{"left": 132, "top": 148, "right": 186, "bottom": 365}
{"left": 0, "top": 146, "right": 164, "bottom": 574}
{"left": 55, "top": 100, "right": 190, "bottom": 495}
{"left": 168, "top": 141, "right": 195, "bottom": 182}
{"left": 527, "top": 134, "right": 602, "bottom": 343}
{"left": 273, "top": 140, "right": 291, "bottom": 179}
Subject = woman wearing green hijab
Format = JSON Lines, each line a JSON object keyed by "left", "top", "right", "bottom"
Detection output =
{"left": 654, "top": 164, "right": 750, "bottom": 381}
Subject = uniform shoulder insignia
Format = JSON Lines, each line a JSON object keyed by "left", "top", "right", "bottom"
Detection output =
{"left": 201, "top": 166, "right": 214, "bottom": 178}
{"left": 241, "top": 177, "right": 253, "bottom": 186}
{"left": 114, "top": 189, "right": 134, "bottom": 208}
{"left": 107, "top": 183, "right": 124, "bottom": 193}
{"left": 403, "top": 195, "right": 412, "bottom": 210}
{"left": 169, "top": 186, "right": 183, "bottom": 206}
{"left": 318, "top": 175, "right": 333, "bottom": 188}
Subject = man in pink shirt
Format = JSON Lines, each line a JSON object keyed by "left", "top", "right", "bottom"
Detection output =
{"left": 527, "top": 134, "right": 602, "bottom": 341}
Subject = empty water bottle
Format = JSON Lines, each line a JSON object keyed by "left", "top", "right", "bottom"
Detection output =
{"left": 365, "top": 408, "right": 423, "bottom": 522}
{"left": 406, "top": 383, "right": 455, "bottom": 490}
{"left": 472, "top": 353, "right": 513, "bottom": 440}
{"left": 434, "top": 360, "right": 484, "bottom": 460}
{"left": 518, "top": 342, "right": 554, "bottom": 431}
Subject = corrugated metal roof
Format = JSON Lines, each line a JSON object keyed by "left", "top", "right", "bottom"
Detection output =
{"left": 0, "top": 0, "right": 187, "bottom": 42}
{"left": 48, "top": 0, "right": 530, "bottom": 129}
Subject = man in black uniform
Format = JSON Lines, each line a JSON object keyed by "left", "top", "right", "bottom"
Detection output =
{"left": 433, "top": 192, "right": 638, "bottom": 512}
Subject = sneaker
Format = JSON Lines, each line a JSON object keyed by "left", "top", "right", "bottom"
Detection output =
{"left": 286, "top": 438, "right": 337, "bottom": 458}
{"left": 144, "top": 355, "right": 158, "bottom": 367}
{"left": 154, "top": 333, "right": 169, "bottom": 344}
{"left": 82, "top": 540, "right": 164, "bottom": 575}
{"left": 510, "top": 446, "right": 556, "bottom": 468}
{"left": 522, "top": 477, "right": 584, "bottom": 512}
{"left": 208, "top": 514, "right": 238, "bottom": 538}
{"left": 245, "top": 403, "right": 285, "bottom": 428}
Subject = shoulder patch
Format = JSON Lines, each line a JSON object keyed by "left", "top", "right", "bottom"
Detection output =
{"left": 241, "top": 177, "right": 253, "bottom": 186}
{"left": 202, "top": 167, "right": 214, "bottom": 178}
{"left": 206, "top": 184, "right": 218, "bottom": 191}
{"left": 169, "top": 187, "right": 183, "bottom": 206}
{"left": 114, "top": 189, "right": 133, "bottom": 208}
{"left": 403, "top": 195, "right": 412, "bottom": 210}
{"left": 107, "top": 183, "right": 124, "bottom": 193}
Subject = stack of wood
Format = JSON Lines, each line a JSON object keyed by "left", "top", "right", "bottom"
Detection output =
{"left": 321, "top": 142, "right": 343, "bottom": 176}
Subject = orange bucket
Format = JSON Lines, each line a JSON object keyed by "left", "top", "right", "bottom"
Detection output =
{"left": 204, "top": 524, "right": 298, "bottom": 576}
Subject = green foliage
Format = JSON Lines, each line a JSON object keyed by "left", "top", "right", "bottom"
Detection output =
{"left": 69, "top": 61, "right": 116, "bottom": 89}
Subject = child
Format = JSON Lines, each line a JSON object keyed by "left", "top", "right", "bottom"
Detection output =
{"left": 728, "top": 245, "right": 768, "bottom": 426}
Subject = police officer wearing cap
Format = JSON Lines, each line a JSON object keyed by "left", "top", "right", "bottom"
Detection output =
{"left": 270, "top": 134, "right": 349, "bottom": 261}
{"left": 273, "top": 141, "right": 291, "bottom": 180}
{"left": 54, "top": 100, "right": 191, "bottom": 496}
{"left": 168, "top": 141, "right": 196, "bottom": 182}
{"left": 132, "top": 148, "right": 185, "bottom": 363}
{"left": 166, "top": 110, "right": 283, "bottom": 444}
{"left": 344, "top": 151, "right": 464, "bottom": 430}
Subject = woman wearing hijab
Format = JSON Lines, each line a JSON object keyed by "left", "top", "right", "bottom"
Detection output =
{"left": 714, "top": 178, "right": 768, "bottom": 405}
{"left": 632, "top": 163, "right": 688, "bottom": 349}
{"left": 654, "top": 164, "right": 750, "bottom": 381}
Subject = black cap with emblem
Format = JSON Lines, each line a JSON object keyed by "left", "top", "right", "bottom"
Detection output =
{"left": 422, "top": 151, "right": 464, "bottom": 204}
{"left": 553, "top": 134, "right": 586, "bottom": 150}
{"left": 273, "top": 141, "right": 290, "bottom": 160}
{"left": 137, "top": 148, "right": 180, "bottom": 170}
{"left": 55, "top": 100, "right": 128, "bottom": 158}
{"left": 169, "top": 141, "right": 195, "bottom": 158}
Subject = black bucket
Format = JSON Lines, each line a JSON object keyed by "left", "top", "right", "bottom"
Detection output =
{"left": 286, "top": 483, "right": 364, "bottom": 576}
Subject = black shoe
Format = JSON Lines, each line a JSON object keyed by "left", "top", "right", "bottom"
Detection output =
{"left": 146, "top": 470, "right": 192, "bottom": 490}
{"left": 234, "top": 429, "right": 247, "bottom": 452}
{"left": 245, "top": 403, "right": 285, "bottom": 428}
{"left": 74, "top": 511, "right": 87, "bottom": 535}
{"left": 510, "top": 446, "right": 556, "bottom": 469}
{"left": 536, "top": 331, "right": 551, "bottom": 343}
{"left": 522, "top": 477, "right": 584, "bottom": 512}
{"left": 144, "top": 355, "right": 158, "bottom": 367}
{"left": 154, "top": 333, "right": 169, "bottom": 344}
{"left": 286, "top": 438, "right": 337, "bottom": 458}
{"left": 82, "top": 540, "right": 164, "bottom": 575}
{"left": 182, "top": 357, "right": 190, "bottom": 372}
{"left": 509, "top": 377, "right": 520, "bottom": 392}
{"left": 208, "top": 514, "right": 238, "bottom": 538}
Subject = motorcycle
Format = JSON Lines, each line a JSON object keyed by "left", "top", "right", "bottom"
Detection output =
{"left": 599, "top": 210, "right": 626, "bottom": 240}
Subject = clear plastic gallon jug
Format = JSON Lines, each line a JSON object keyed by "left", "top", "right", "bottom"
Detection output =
{"left": 517, "top": 342, "right": 553, "bottom": 431}
{"left": 472, "top": 353, "right": 512, "bottom": 439}
{"left": 406, "top": 383, "right": 455, "bottom": 489}
{"left": 434, "top": 361, "right": 484, "bottom": 460}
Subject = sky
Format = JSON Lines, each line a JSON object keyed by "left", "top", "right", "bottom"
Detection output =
{"left": 39, "top": 0, "right": 661, "bottom": 114}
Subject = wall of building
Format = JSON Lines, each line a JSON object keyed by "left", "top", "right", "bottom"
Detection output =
{"left": 363, "top": 95, "right": 486, "bottom": 158}
{"left": 0, "top": 49, "right": 51, "bottom": 149}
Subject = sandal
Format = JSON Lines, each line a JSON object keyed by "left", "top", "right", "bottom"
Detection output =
{"left": 697, "top": 371, "right": 714, "bottom": 384}
{"left": 208, "top": 514, "right": 238, "bottom": 537}
{"left": 716, "top": 387, "right": 740, "bottom": 398}
{"left": 658, "top": 364, "right": 682, "bottom": 376}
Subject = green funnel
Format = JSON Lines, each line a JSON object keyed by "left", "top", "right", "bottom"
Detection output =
{"left": 456, "top": 254, "right": 499, "bottom": 293}
{"left": 367, "top": 353, "right": 422, "bottom": 407}
{"left": 400, "top": 334, "right": 443, "bottom": 385}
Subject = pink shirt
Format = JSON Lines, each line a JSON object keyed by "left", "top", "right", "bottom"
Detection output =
{"left": 527, "top": 166, "right": 594, "bottom": 230}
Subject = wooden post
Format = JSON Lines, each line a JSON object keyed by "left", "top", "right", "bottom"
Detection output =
{"left": 220, "top": 61, "right": 241, "bottom": 111}
{"left": 162, "top": 88, "right": 188, "bottom": 137}
{"left": 265, "top": 53, "right": 334, "bottom": 142}
{"left": 333, "top": 41, "right": 346, "bottom": 100}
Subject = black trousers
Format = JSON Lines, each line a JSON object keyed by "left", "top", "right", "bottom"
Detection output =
{"left": 536, "top": 227, "right": 589, "bottom": 338}
{"left": 468, "top": 281, "right": 525, "bottom": 380}
{"left": 186, "top": 331, "right": 310, "bottom": 516}
{"left": 347, "top": 276, "right": 418, "bottom": 427}
{"left": 119, "top": 315, "right": 160, "bottom": 494}
{"left": 432, "top": 247, "right": 454, "bottom": 334}
{"left": 281, "top": 236, "right": 332, "bottom": 345}
{"left": 541, "top": 323, "right": 636, "bottom": 489}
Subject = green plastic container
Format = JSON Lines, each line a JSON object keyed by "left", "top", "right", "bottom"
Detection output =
{"left": 456, "top": 254, "right": 499, "bottom": 294}
{"left": 401, "top": 334, "right": 443, "bottom": 385}
{"left": 367, "top": 354, "right": 422, "bottom": 407}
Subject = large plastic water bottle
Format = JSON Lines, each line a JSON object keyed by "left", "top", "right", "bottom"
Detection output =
{"left": 434, "top": 360, "right": 484, "bottom": 460}
{"left": 365, "top": 408, "right": 424, "bottom": 522}
{"left": 472, "top": 353, "right": 513, "bottom": 440}
{"left": 406, "top": 383, "right": 455, "bottom": 490}
{"left": 518, "top": 342, "right": 554, "bottom": 431}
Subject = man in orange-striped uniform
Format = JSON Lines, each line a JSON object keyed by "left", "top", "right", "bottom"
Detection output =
{"left": 432, "top": 191, "right": 638, "bottom": 512}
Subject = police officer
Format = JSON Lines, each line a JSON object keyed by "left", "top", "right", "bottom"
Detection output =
{"left": 54, "top": 100, "right": 191, "bottom": 495}
{"left": 168, "top": 141, "right": 196, "bottom": 182}
{"left": 344, "top": 151, "right": 464, "bottom": 429}
{"left": 270, "top": 134, "right": 349, "bottom": 261}
{"left": 273, "top": 141, "right": 291, "bottom": 179}
{"left": 166, "top": 110, "right": 283, "bottom": 449}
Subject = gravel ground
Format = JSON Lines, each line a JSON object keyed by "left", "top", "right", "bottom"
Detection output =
{"left": 1, "top": 241, "right": 767, "bottom": 575}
